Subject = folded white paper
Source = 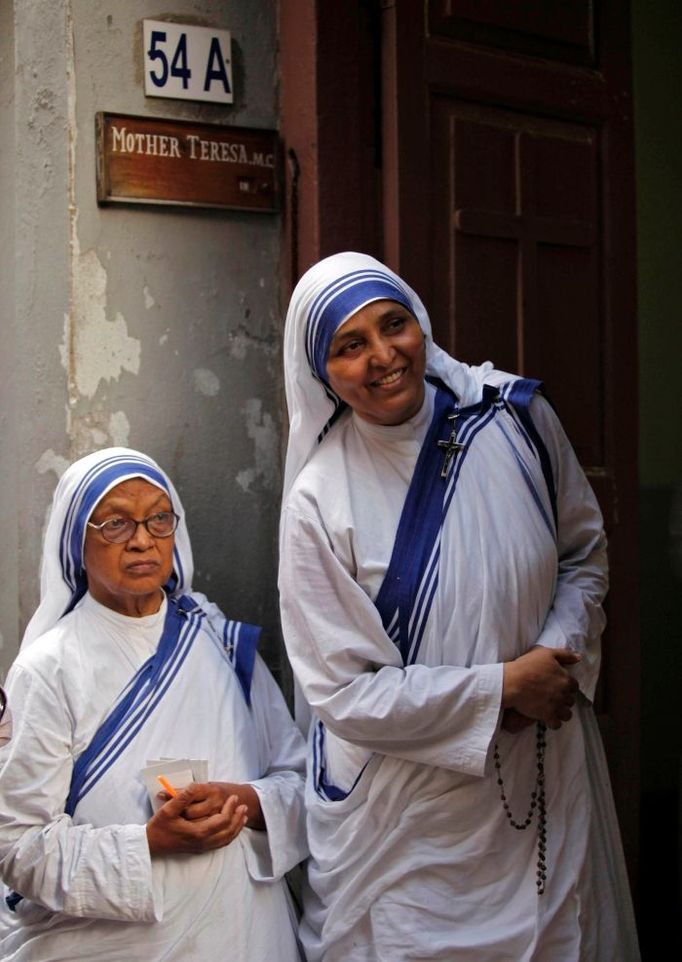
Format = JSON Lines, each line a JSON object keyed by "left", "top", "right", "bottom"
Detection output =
{"left": 141, "top": 757, "right": 209, "bottom": 811}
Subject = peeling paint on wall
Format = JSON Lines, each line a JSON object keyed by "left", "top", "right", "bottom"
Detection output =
{"left": 193, "top": 368, "right": 221, "bottom": 396}
{"left": 66, "top": 408, "right": 133, "bottom": 460}
{"left": 228, "top": 334, "right": 248, "bottom": 361}
{"left": 235, "top": 467, "right": 255, "bottom": 492}
{"left": 235, "top": 398, "right": 277, "bottom": 492}
{"left": 35, "top": 449, "right": 69, "bottom": 479}
{"left": 61, "top": 240, "right": 141, "bottom": 399}
{"left": 108, "top": 411, "right": 130, "bottom": 447}
{"left": 143, "top": 285, "right": 155, "bottom": 309}
{"left": 227, "top": 324, "right": 278, "bottom": 362}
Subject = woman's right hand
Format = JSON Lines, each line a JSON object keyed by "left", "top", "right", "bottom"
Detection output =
{"left": 502, "top": 646, "right": 580, "bottom": 730}
{"left": 146, "top": 783, "right": 248, "bottom": 857}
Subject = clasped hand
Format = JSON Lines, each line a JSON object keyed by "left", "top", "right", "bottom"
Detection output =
{"left": 502, "top": 645, "right": 580, "bottom": 732}
{"left": 146, "top": 781, "right": 258, "bottom": 857}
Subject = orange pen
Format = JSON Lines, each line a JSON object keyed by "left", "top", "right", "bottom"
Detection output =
{"left": 157, "top": 775, "right": 178, "bottom": 797}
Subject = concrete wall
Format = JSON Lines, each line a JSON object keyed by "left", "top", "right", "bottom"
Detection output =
{"left": 0, "top": 0, "right": 18, "bottom": 671}
{"left": 0, "top": 0, "right": 284, "bottom": 678}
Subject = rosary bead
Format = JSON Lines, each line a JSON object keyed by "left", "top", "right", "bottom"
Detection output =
{"left": 493, "top": 721, "right": 548, "bottom": 896}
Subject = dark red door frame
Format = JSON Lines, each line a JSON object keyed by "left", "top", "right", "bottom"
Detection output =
{"left": 279, "top": 0, "right": 382, "bottom": 297}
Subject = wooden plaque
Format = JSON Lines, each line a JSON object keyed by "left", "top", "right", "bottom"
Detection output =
{"left": 96, "top": 113, "right": 280, "bottom": 212}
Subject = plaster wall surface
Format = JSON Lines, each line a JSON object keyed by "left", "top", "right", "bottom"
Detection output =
{"left": 0, "top": 0, "right": 283, "bottom": 678}
{"left": 0, "top": 0, "right": 18, "bottom": 664}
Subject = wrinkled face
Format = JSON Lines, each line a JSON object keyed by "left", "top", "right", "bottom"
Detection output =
{"left": 326, "top": 299, "right": 427, "bottom": 426}
{"left": 83, "top": 478, "right": 175, "bottom": 617}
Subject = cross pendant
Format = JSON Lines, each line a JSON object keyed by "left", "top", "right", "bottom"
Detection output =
{"left": 437, "top": 413, "right": 464, "bottom": 479}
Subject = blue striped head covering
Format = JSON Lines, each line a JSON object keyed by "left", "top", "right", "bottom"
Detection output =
{"left": 283, "top": 253, "right": 442, "bottom": 500}
{"left": 22, "top": 448, "right": 193, "bottom": 649}
{"left": 305, "top": 267, "right": 415, "bottom": 383}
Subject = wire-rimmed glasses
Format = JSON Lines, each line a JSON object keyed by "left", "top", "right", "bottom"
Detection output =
{"left": 87, "top": 511, "right": 179, "bottom": 544}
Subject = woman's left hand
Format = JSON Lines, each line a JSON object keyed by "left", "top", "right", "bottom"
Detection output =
{"left": 161, "top": 781, "right": 265, "bottom": 830}
{"left": 146, "top": 784, "right": 248, "bottom": 856}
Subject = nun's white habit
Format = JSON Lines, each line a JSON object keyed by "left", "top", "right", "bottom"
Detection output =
{"left": 0, "top": 448, "right": 307, "bottom": 961}
{"left": 278, "top": 253, "right": 639, "bottom": 961}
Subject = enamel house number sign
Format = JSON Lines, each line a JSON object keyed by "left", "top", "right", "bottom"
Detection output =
{"left": 143, "top": 20, "right": 233, "bottom": 104}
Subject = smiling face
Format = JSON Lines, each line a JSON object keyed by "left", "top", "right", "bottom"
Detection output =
{"left": 83, "top": 478, "right": 175, "bottom": 617}
{"left": 325, "top": 299, "right": 427, "bottom": 426}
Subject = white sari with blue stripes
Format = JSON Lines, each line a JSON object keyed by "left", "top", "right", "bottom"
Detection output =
{"left": 281, "top": 381, "right": 637, "bottom": 962}
{"left": 0, "top": 448, "right": 307, "bottom": 961}
{"left": 279, "top": 254, "right": 638, "bottom": 962}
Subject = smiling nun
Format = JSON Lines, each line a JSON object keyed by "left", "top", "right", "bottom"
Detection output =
{"left": 278, "top": 252, "right": 639, "bottom": 961}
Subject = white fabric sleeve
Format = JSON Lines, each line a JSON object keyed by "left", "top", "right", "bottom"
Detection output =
{"left": 279, "top": 508, "right": 503, "bottom": 778}
{"left": 529, "top": 396, "right": 608, "bottom": 702}
{"left": 0, "top": 664, "right": 159, "bottom": 922}
{"left": 241, "top": 657, "right": 308, "bottom": 882}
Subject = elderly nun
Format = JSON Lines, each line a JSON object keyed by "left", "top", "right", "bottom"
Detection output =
{"left": 0, "top": 448, "right": 307, "bottom": 961}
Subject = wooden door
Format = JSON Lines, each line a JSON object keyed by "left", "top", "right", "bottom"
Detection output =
{"left": 381, "top": 0, "right": 639, "bottom": 877}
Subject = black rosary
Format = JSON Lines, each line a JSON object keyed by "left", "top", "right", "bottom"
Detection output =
{"left": 493, "top": 722, "right": 548, "bottom": 895}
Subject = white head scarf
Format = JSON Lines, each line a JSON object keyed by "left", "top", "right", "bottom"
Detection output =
{"left": 22, "top": 448, "right": 193, "bottom": 650}
{"left": 282, "top": 251, "right": 493, "bottom": 499}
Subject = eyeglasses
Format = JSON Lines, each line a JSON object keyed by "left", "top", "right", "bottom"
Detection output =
{"left": 87, "top": 511, "right": 179, "bottom": 544}
{"left": 0, "top": 687, "right": 6, "bottom": 724}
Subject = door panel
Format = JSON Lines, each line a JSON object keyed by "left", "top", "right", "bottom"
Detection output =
{"left": 431, "top": 101, "right": 603, "bottom": 464}
{"left": 429, "top": 0, "right": 595, "bottom": 65}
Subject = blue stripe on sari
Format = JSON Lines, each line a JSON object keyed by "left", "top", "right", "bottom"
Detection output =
{"left": 374, "top": 383, "right": 499, "bottom": 664}
{"left": 222, "top": 619, "right": 261, "bottom": 707}
{"left": 405, "top": 395, "right": 499, "bottom": 664}
{"left": 374, "top": 379, "right": 556, "bottom": 667}
{"left": 373, "top": 383, "right": 458, "bottom": 662}
{"left": 502, "top": 379, "right": 557, "bottom": 527}
{"left": 312, "top": 720, "right": 368, "bottom": 802}
{"left": 312, "top": 720, "right": 346, "bottom": 801}
{"left": 65, "top": 594, "right": 201, "bottom": 816}
{"left": 75, "top": 617, "right": 202, "bottom": 805}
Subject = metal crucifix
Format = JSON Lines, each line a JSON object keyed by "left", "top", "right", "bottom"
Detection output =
{"left": 437, "top": 412, "right": 464, "bottom": 479}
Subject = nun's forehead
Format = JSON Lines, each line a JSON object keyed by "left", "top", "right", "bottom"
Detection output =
{"left": 331, "top": 297, "right": 417, "bottom": 337}
{"left": 90, "top": 476, "right": 170, "bottom": 514}
{"left": 305, "top": 270, "right": 415, "bottom": 380}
